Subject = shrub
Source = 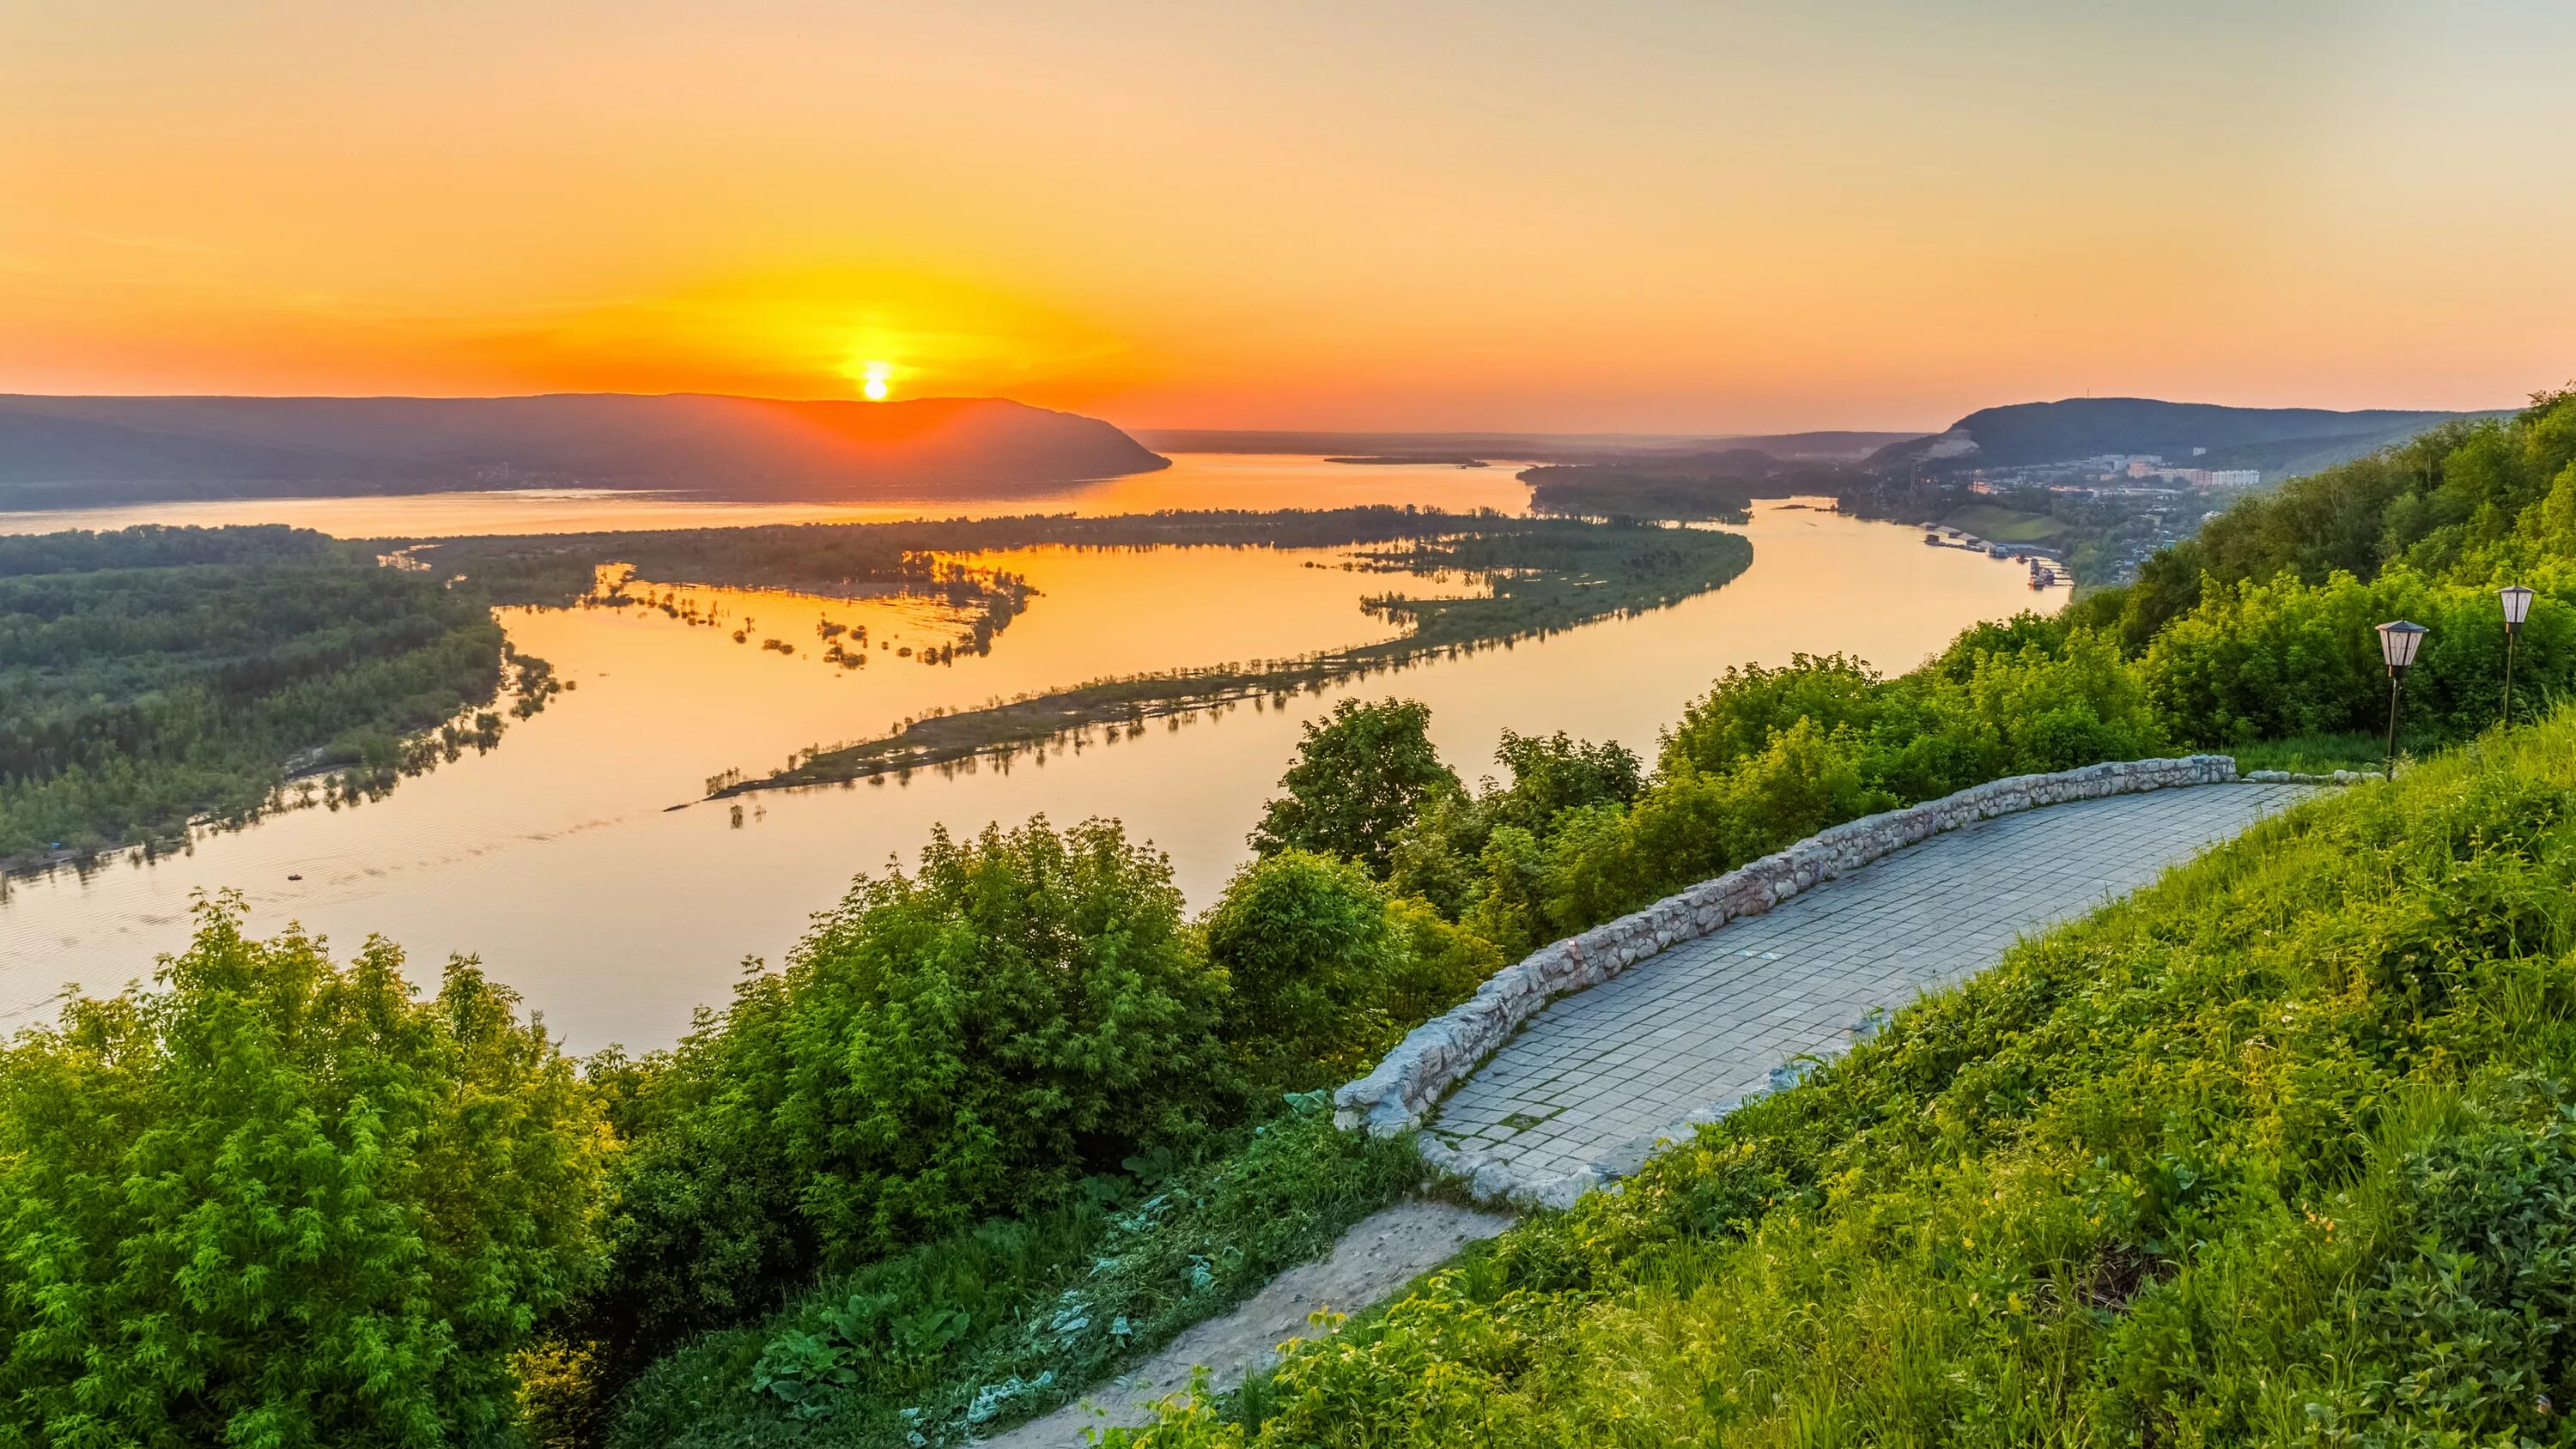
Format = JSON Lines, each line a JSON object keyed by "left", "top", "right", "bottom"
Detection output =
{"left": 1207, "top": 852, "right": 1503, "bottom": 1090}
{"left": 0, "top": 894, "right": 609, "bottom": 1449}
{"left": 1658, "top": 652, "right": 1883, "bottom": 776}
{"left": 1480, "top": 730, "right": 1643, "bottom": 834}
{"left": 591, "top": 817, "right": 1233, "bottom": 1361}
{"left": 1206, "top": 851, "right": 1406, "bottom": 1088}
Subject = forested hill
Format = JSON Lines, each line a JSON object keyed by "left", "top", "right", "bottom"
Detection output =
{"left": 1870, "top": 396, "right": 2501, "bottom": 476}
{"left": 0, "top": 393, "right": 1168, "bottom": 507}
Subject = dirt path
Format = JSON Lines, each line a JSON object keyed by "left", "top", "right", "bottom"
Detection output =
{"left": 979, "top": 1199, "right": 1513, "bottom": 1446}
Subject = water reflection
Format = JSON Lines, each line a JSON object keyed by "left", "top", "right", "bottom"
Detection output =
{"left": 0, "top": 500, "right": 2058, "bottom": 1054}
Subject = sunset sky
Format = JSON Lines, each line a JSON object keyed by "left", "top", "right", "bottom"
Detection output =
{"left": 5, "top": 1, "right": 2572, "bottom": 433}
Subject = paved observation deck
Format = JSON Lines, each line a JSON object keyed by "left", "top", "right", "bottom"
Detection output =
{"left": 1425, "top": 782, "right": 2316, "bottom": 1184}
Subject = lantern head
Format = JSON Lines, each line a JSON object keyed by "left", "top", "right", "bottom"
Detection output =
{"left": 2501, "top": 585, "right": 2536, "bottom": 633}
{"left": 2377, "top": 619, "right": 2427, "bottom": 676}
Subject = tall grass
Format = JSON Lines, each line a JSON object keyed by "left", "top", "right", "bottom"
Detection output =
{"left": 604, "top": 1100, "right": 1429, "bottom": 1447}
{"left": 1115, "top": 713, "right": 2576, "bottom": 1446}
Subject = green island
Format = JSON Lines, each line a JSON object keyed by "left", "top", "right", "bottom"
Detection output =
{"left": 7, "top": 391, "right": 2576, "bottom": 1447}
{"left": 718, "top": 513, "right": 1753, "bottom": 792}
{"left": 1518, "top": 464, "right": 1762, "bottom": 522}
{"left": 0, "top": 524, "right": 555, "bottom": 874}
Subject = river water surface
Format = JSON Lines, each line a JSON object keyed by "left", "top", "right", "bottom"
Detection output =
{"left": 0, "top": 460, "right": 2059, "bottom": 1052}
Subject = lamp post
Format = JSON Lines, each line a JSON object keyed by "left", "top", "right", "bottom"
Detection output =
{"left": 2377, "top": 619, "right": 2427, "bottom": 780}
{"left": 2500, "top": 585, "right": 2534, "bottom": 726}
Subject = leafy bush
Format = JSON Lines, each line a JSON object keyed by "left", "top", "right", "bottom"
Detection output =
{"left": 2143, "top": 563, "right": 2576, "bottom": 748}
{"left": 1206, "top": 852, "right": 1404, "bottom": 1088}
{"left": 1656, "top": 652, "right": 1886, "bottom": 775}
{"left": 1479, "top": 730, "right": 1642, "bottom": 834}
{"left": 590, "top": 817, "right": 1233, "bottom": 1364}
{"left": 0, "top": 894, "right": 609, "bottom": 1449}
{"left": 1206, "top": 852, "right": 1500, "bottom": 1090}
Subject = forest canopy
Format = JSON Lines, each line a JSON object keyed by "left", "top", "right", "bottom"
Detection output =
{"left": 0, "top": 524, "right": 538, "bottom": 870}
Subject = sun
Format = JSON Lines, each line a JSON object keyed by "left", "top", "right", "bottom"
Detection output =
{"left": 858, "top": 359, "right": 894, "bottom": 401}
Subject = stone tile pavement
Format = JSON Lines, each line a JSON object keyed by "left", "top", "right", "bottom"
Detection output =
{"left": 1426, "top": 782, "right": 2316, "bottom": 1181}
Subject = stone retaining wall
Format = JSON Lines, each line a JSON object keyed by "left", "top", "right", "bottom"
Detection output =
{"left": 1332, "top": 755, "right": 2240, "bottom": 1143}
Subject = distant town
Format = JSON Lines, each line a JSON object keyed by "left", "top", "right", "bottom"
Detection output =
{"left": 1917, "top": 451, "right": 2263, "bottom": 588}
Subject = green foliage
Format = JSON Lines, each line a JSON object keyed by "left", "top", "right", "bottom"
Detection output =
{"left": 0, "top": 894, "right": 609, "bottom": 1449}
{"left": 1414, "top": 630, "right": 2162, "bottom": 948}
{"left": 1206, "top": 851, "right": 1406, "bottom": 1088}
{"left": 603, "top": 1100, "right": 1425, "bottom": 1448}
{"left": 1206, "top": 852, "right": 1499, "bottom": 1090}
{"left": 0, "top": 524, "right": 538, "bottom": 868}
{"left": 590, "top": 818, "right": 1233, "bottom": 1363}
{"left": 1657, "top": 652, "right": 1886, "bottom": 777}
{"left": 1106, "top": 709, "right": 2576, "bottom": 1448}
{"left": 1480, "top": 730, "right": 1642, "bottom": 834}
{"left": 2142, "top": 562, "right": 2576, "bottom": 747}
{"left": 1250, "top": 699, "right": 1460, "bottom": 876}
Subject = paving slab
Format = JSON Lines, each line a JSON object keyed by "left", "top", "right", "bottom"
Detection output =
{"left": 1426, "top": 782, "right": 2316, "bottom": 1181}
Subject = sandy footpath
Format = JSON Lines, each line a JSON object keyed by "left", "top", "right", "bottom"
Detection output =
{"left": 978, "top": 1200, "right": 1513, "bottom": 1446}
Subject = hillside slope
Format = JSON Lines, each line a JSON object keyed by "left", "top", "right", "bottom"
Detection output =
{"left": 1116, "top": 718, "right": 2576, "bottom": 1446}
{"left": 1872, "top": 396, "right": 2498, "bottom": 476}
{"left": 0, "top": 393, "right": 1168, "bottom": 506}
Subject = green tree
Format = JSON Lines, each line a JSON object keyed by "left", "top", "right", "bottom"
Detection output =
{"left": 1658, "top": 653, "right": 1884, "bottom": 777}
{"left": 1482, "top": 730, "right": 1643, "bottom": 836}
{"left": 591, "top": 817, "right": 1234, "bottom": 1359}
{"left": 1206, "top": 850, "right": 1405, "bottom": 1087}
{"left": 1250, "top": 699, "right": 1461, "bottom": 876}
{"left": 0, "top": 894, "right": 609, "bottom": 1449}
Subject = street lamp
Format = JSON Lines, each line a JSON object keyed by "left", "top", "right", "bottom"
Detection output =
{"left": 2500, "top": 585, "right": 2535, "bottom": 726}
{"left": 2377, "top": 619, "right": 2427, "bottom": 780}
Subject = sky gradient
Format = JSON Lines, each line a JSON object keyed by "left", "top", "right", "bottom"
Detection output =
{"left": 5, "top": 1, "right": 2572, "bottom": 433}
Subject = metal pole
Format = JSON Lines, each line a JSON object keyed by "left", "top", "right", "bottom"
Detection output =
{"left": 2386, "top": 675, "right": 2404, "bottom": 780}
{"left": 2504, "top": 628, "right": 2519, "bottom": 726}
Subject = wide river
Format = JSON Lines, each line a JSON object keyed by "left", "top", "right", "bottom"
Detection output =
{"left": 0, "top": 456, "right": 2059, "bottom": 1053}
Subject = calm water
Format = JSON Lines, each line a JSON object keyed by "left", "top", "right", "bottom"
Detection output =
{"left": 0, "top": 470, "right": 2062, "bottom": 1053}
{"left": 0, "top": 453, "right": 1537, "bottom": 537}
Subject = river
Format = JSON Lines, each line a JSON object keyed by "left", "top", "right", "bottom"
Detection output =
{"left": 0, "top": 459, "right": 2060, "bottom": 1053}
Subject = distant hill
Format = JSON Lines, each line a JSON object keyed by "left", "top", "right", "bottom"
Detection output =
{"left": 0, "top": 393, "right": 1168, "bottom": 508}
{"left": 1868, "top": 397, "right": 2505, "bottom": 478}
{"left": 1137, "top": 429, "right": 1921, "bottom": 464}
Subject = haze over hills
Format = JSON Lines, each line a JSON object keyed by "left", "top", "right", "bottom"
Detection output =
{"left": 1868, "top": 397, "right": 2508, "bottom": 478}
{"left": 1135, "top": 428, "right": 1920, "bottom": 464}
{"left": 0, "top": 393, "right": 1169, "bottom": 508}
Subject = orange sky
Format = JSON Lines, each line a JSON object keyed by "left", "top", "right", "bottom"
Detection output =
{"left": 4, "top": 2, "right": 2572, "bottom": 433}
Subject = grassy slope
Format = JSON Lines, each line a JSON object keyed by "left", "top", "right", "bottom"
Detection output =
{"left": 1942, "top": 503, "right": 2066, "bottom": 543}
{"left": 605, "top": 1105, "right": 1428, "bottom": 1448}
{"left": 1116, "top": 717, "right": 2576, "bottom": 1446}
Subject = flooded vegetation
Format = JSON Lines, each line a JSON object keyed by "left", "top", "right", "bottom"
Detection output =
{"left": 731, "top": 515, "right": 1753, "bottom": 790}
